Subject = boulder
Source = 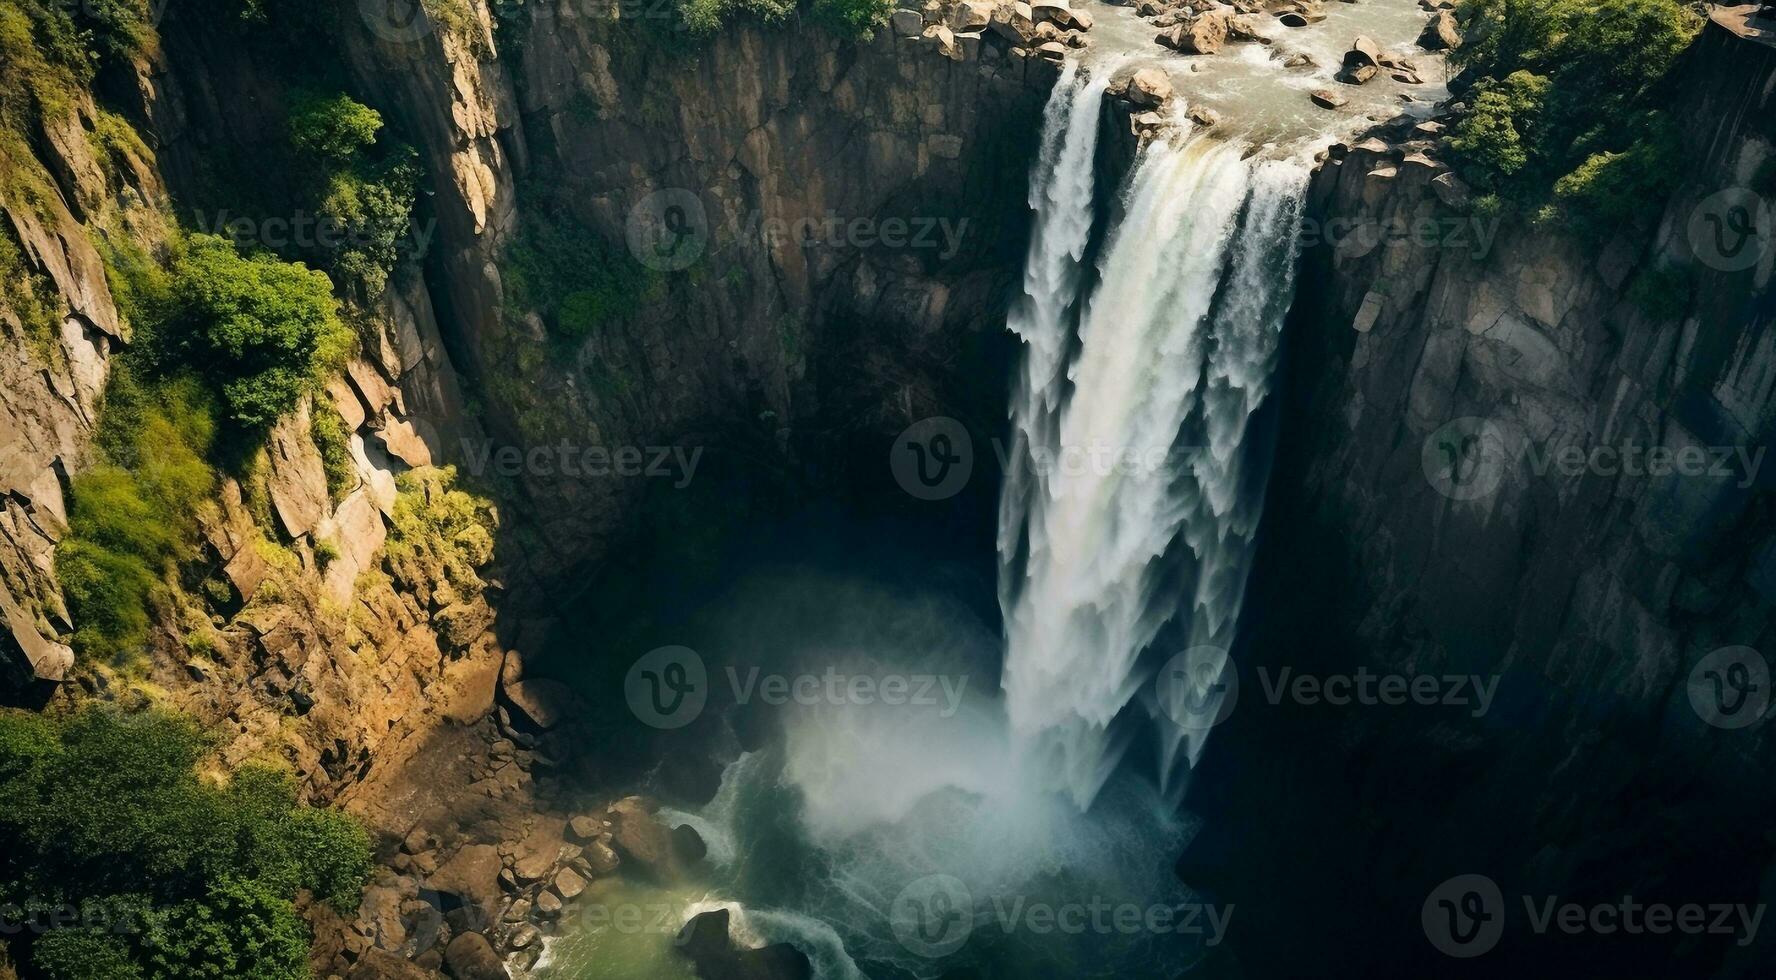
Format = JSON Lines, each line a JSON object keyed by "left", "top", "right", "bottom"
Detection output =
{"left": 1127, "top": 67, "right": 1174, "bottom": 107}
{"left": 347, "top": 951, "right": 435, "bottom": 980}
{"left": 1188, "top": 106, "right": 1222, "bottom": 127}
{"left": 952, "top": 0, "right": 993, "bottom": 29}
{"left": 583, "top": 840, "right": 621, "bottom": 875}
{"left": 671, "top": 824, "right": 709, "bottom": 867}
{"left": 535, "top": 888, "right": 563, "bottom": 917}
{"left": 1063, "top": 7, "right": 1093, "bottom": 29}
{"left": 675, "top": 909, "right": 813, "bottom": 980}
{"left": 1159, "top": 10, "right": 1231, "bottom": 52}
{"left": 1344, "top": 35, "right": 1380, "bottom": 68}
{"left": 891, "top": 8, "right": 923, "bottom": 34}
{"left": 1418, "top": 10, "right": 1461, "bottom": 50}
{"left": 1031, "top": 0, "right": 1070, "bottom": 22}
{"left": 1036, "top": 40, "right": 1067, "bottom": 60}
{"left": 922, "top": 23, "right": 963, "bottom": 60}
{"left": 428, "top": 845, "right": 502, "bottom": 931}
{"left": 567, "top": 815, "right": 604, "bottom": 842}
{"left": 1432, "top": 172, "right": 1472, "bottom": 210}
{"left": 1310, "top": 88, "right": 1348, "bottom": 109}
{"left": 989, "top": 1, "right": 1038, "bottom": 43}
{"left": 443, "top": 932, "right": 508, "bottom": 980}
{"left": 606, "top": 797, "right": 678, "bottom": 879}
{"left": 553, "top": 866, "right": 589, "bottom": 900}
{"left": 1282, "top": 52, "right": 1317, "bottom": 69}
{"left": 1338, "top": 63, "right": 1378, "bottom": 84}
{"left": 501, "top": 677, "right": 576, "bottom": 730}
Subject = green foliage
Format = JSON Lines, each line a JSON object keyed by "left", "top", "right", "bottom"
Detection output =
{"left": 1447, "top": 0, "right": 1700, "bottom": 234}
{"left": 503, "top": 206, "right": 654, "bottom": 344}
{"left": 1626, "top": 263, "right": 1694, "bottom": 321}
{"left": 287, "top": 91, "right": 383, "bottom": 164}
{"left": 386, "top": 466, "right": 495, "bottom": 593}
{"left": 310, "top": 402, "right": 356, "bottom": 502}
{"left": 56, "top": 369, "right": 217, "bottom": 661}
{"left": 1448, "top": 71, "right": 1548, "bottom": 179}
{"left": 31, "top": 929, "right": 144, "bottom": 980}
{"left": 0, "top": 225, "right": 59, "bottom": 356}
{"left": 811, "top": 0, "right": 895, "bottom": 36}
{"left": 286, "top": 91, "right": 419, "bottom": 296}
{"left": 164, "top": 234, "right": 350, "bottom": 430}
{"left": 0, "top": 707, "right": 373, "bottom": 980}
{"left": 677, "top": 0, "right": 795, "bottom": 34}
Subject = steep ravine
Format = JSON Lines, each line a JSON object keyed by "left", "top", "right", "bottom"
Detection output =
{"left": 3, "top": 2, "right": 1774, "bottom": 979}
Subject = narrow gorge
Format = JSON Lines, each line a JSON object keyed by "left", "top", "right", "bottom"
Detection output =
{"left": 0, "top": 1, "right": 1772, "bottom": 979}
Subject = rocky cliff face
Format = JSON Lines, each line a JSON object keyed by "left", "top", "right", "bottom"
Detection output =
{"left": 323, "top": 3, "right": 1059, "bottom": 586}
{"left": 1191, "top": 12, "right": 1776, "bottom": 978}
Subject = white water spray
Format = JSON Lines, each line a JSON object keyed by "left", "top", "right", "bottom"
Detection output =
{"left": 999, "top": 79, "right": 1311, "bottom": 808}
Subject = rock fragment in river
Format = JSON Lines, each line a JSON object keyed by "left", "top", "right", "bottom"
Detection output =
{"left": 1311, "top": 88, "right": 1349, "bottom": 109}
{"left": 676, "top": 909, "right": 813, "bottom": 980}
{"left": 1127, "top": 67, "right": 1174, "bottom": 107}
{"left": 1418, "top": 9, "right": 1462, "bottom": 50}
{"left": 1188, "top": 105, "right": 1222, "bottom": 127}
{"left": 1037, "top": 39, "right": 1067, "bottom": 60}
{"left": 1338, "top": 63, "right": 1378, "bottom": 85}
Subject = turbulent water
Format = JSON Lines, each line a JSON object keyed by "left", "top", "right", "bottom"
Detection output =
{"left": 999, "top": 68, "right": 1310, "bottom": 808}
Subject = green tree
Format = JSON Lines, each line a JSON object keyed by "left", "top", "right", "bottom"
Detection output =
{"left": 0, "top": 708, "right": 374, "bottom": 980}
{"left": 166, "top": 234, "right": 350, "bottom": 430}
{"left": 288, "top": 91, "right": 384, "bottom": 164}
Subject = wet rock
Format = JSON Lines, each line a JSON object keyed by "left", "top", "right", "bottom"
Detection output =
{"left": 1311, "top": 88, "right": 1348, "bottom": 109}
{"left": 1188, "top": 106, "right": 1222, "bottom": 127}
{"left": 508, "top": 923, "right": 541, "bottom": 951}
{"left": 671, "top": 824, "right": 709, "bottom": 867}
{"left": 606, "top": 797, "right": 678, "bottom": 880}
{"left": 534, "top": 889, "right": 563, "bottom": 918}
{"left": 582, "top": 840, "right": 621, "bottom": 875}
{"left": 1127, "top": 67, "right": 1174, "bottom": 107}
{"left": 675, "top": 909, "right": 813, "bottom": 980}
{"left": 1036, "top": 40, "right": 1067, "bottom": 60}
{"left": 1158, "top": 10, "right": 1231, "bottom": 53}
{"left": 567, "top": 815, "right": 604, "bottom": 842}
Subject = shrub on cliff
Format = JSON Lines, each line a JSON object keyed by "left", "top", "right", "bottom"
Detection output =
{"left": 1448, "top": 0, "right": 1699, "bottom": 234}
{"left": 163, "top": 234, "right": 352, "bottom": 431}
{"left": 287, "top": 91, "right": 421, "bottom": 297}
{"left": 0, "top": 707, "right": 372, "bottom": 980}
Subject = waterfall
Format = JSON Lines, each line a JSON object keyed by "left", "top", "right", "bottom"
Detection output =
{"left": 999, "top": 74, "right": 1311, "bottom": 809}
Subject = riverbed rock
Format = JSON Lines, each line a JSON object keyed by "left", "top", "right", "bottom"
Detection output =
{"left": 675, "top": 909, "right": 813, "bottom": 980}
{"left": 1311, "top": 88, "right": 1349, "bottom": 109}
{"left": 606, "top": 797, "right": 677, "bottom": 879}
{"left": 1344, "top": 35, "right": 1381, "bottom": 68}
{"left": 1338, "top": 63, "right": 1378, "bottom": 84}
{"left": 444, "top": 932, "right": 508, "bottom": 980}
{"left": 1159, "top": 9, "right": 1232, "bottom": 53}
{"left": 1127, "top": 67, "right": 1174, "bottom": 107}
{"left": 989, "top": 1, "right": 1038, "bottom": 43}
{"left": 1418, "top": 9, "right": 1461, "bottom": 50}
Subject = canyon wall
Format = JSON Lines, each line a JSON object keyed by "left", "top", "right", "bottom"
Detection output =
{"left": 1192, "top": 12, "right": 1776, "bottom": 978}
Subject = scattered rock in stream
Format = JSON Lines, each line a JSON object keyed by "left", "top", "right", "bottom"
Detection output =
{"left": 676, "top": 909, "right": 814, "bottom": 980}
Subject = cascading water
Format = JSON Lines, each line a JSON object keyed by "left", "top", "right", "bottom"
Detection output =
{"left": 999, "top": 72, "right": 1310, "bottom": 809}
{"left": 541, "top": 56, "right": 1323, "bottom": 980}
